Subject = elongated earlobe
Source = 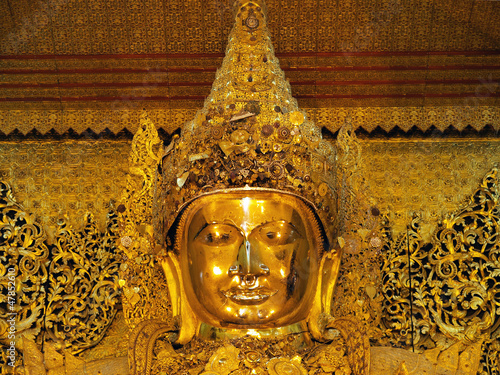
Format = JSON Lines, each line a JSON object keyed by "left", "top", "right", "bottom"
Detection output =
{"left": 308, "top": 249, "right": 342, "bottom": 341}
{"left": 159, "top": 253, "right": 198, "bottom": 344}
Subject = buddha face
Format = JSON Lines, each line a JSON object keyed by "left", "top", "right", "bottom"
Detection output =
{"left": 177, "top": 191, "right": 323, "bottom": 328}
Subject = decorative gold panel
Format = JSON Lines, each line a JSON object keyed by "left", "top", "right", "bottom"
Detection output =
{"left": 1, "top": 0, "right": 499, "bottom": 55}
{"left": 44, "top": 212, "right": 121, "bottom": 354}
{"left": 0, "top": 140, "right": 130, "bottom": 232}
{"left": 0, "top": 106, "right": 497, "bottom": 136}
{"left": 0, "top": 181, "right": 122, "bottom": 373}
{"left": 379, "top": 167, "right": 500, "bottom": 374}
{"left": 361, "top": 138, "right": 500, "bottom": 235}
{"left": 0, "top": 182, "right": 49, "bottom": 344}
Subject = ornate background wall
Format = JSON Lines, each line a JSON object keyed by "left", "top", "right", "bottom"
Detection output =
{"left": 0, "top": 0, "right": 499, "bottom": 374}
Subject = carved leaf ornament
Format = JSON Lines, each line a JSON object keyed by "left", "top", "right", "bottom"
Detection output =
{"left": 380, "top": 167, "right": 500, "bottom": 373}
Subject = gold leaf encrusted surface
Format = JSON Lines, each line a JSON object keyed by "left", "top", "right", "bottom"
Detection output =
{"left": 0, "top": 106, "right": 497, "bottom": 135}
{"left": 379, "top": 168, "right": 500, "bottom": 354}
{"left": 117, "top": 113, "right": 173, "bottom": 330}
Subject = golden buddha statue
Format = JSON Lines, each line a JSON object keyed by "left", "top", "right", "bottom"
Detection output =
{"left": 117, "top": 1, "right": 484, "bottom": 374}
{"left": 0, "top": 2, "right": 495, "bottom": 375}
{"left": 122, "top": 2, "right": 372, "bottom": 374}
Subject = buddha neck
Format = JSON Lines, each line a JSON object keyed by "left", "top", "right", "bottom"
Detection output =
{"left": 197, "top": 320, "right": 313, "bottom": 349}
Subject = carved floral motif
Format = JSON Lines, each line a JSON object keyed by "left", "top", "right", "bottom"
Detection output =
{"left": 380, "top": 167, "right": 500, "bottom": 375}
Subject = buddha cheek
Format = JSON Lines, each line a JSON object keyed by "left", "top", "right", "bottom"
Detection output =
{"left": 211, "top": 271, "right": 235, "bottom": 302}
{"left": 264, "top": 248, "right": 301, "bottom": 299}
{"left": 188, "top": 247, "right": 231, "bottom": 307}
{"left": 275, "top": 249, "right": 311, "bottom": 306}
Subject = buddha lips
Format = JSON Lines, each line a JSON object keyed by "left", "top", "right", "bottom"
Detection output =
{"left": 222, "top": 286, "right": 279, "bottom": 305}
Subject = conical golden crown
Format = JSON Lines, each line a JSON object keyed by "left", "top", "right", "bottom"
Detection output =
{"left": 156, "top": 0, "right": 337, "bottom": 247}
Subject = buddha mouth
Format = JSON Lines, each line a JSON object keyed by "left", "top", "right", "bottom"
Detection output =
{"left": 222, "top": 287, "right": 278, "bottom": 305}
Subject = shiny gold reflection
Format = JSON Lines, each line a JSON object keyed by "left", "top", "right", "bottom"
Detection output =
{"left": 176, "top": 191, "right": 324, "bottom": 328}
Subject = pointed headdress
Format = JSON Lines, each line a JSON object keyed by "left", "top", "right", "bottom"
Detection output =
{"left": 155, "top": 0, "right": 338, "bottom": 248}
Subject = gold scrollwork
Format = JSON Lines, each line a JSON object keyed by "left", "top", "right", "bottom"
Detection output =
{"left": 380, "top": 167, "right": 500, "bottom": 371}
{"left": 379, "top": 215, "right": 433, "bottom": 348}
{"left": 0, "top": 181, "right": 49, "bottom": 345}
{"left": 0, "top": 180, "right": 123, "bottom": 374}
{"left": 44, "top": 211, "right": 121, "bottom": 353}
{"left": 479, "top": 339, "right": 500, "bottom": 375}
{"left": 118, "top": 112, "right": 172, "bottom": 329}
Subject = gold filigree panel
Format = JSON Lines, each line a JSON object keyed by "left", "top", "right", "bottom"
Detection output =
{"left": 378, "top": 168, "right": 500, "bottom": 374}
{"left": 0, "top": 140, "right": 130, "bottom": 232}
{"left": 1, "top": 0, "right": 499, "bottom": 55}
{"left": 0, "top": 182, "right": 49, "bottom": 345}
{"left": 361, "top": 138, "right": 500, "bottom": 235}
{"left": 0, "top": 181, "right": 122, "bottom": 374}
{"left": 0, "top": 106, "right": 497, "bottom": 135}
{"left": 45, "top": 212, "right": 121, "bottom": 354}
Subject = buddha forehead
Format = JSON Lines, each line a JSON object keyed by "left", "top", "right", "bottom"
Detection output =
{"left": 186, "top": 193, "right": 306, "bottom": 235}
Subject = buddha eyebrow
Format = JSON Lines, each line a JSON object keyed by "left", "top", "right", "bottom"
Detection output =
{"left": 287, "top": 221, "right": 303, "bottom": 237}
{"left": 276, "top": 221, "right": 304, "bottom": 238}
{"left": 193, "top": 223, "right": 208, "bottom": 240}
{"left": 193, "top": 221, "right": 242, "bottom": 239}
{"left": 255, "top": 220, "right": 303, "bottom": 238}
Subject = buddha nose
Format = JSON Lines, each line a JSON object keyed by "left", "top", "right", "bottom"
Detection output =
{"left": 228, "top": 239, "right": 270, "bottom": 280}
{"left": 242, "top": 274, "right": 256, "bottom": 286}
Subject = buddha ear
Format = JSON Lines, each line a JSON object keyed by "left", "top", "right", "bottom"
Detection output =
{"left": 160, "top": 253, "right": 198, "bottom": 344}
{"left": 307, "top": 248, "right": 342, "bottom": 341}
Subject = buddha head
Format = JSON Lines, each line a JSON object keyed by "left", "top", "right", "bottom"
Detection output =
{"left": 158, "top": 188, "right": 340, "bottom": 343}
{"left": 175, "top": 190, "right": 325, "bottom": 329}
{"left": 154, "top": 0, "right": 342, "bottom": 343}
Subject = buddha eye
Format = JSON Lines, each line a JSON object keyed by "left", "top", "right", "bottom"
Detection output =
{"left": 255, "top": 221, "right": 301, "bottom": 246}
{"left": 205, "top": 232, "right": 230, "bottom": 243}
{"left": 195, "top": 224, "right": 241, "bottom": 247}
